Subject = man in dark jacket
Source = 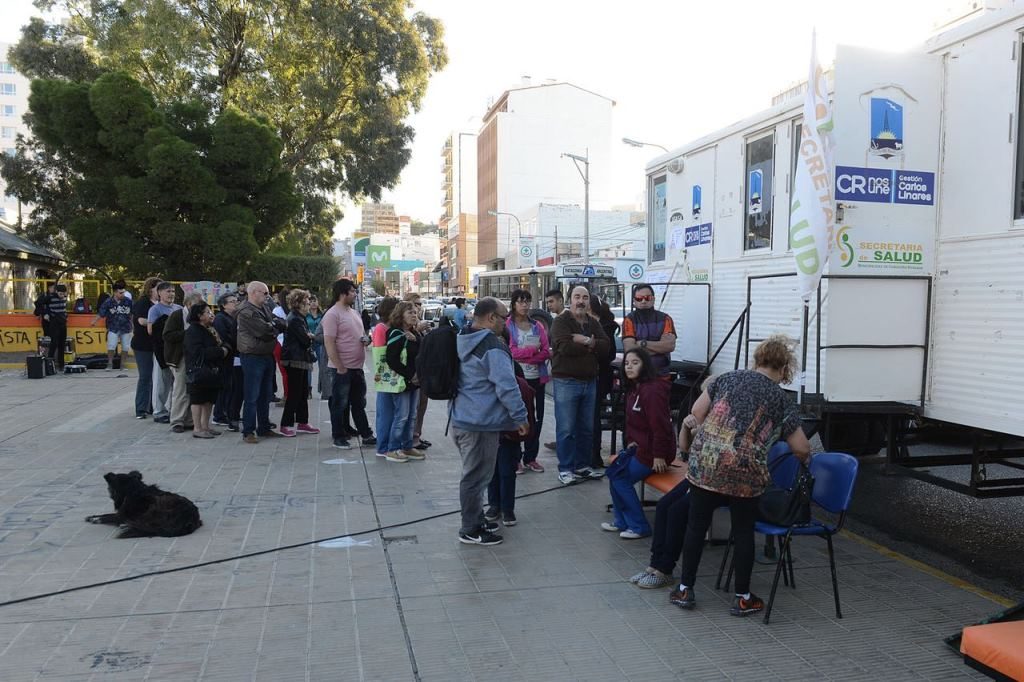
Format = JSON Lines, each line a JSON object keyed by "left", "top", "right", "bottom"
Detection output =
{"left": 34, "top": 282, "right": 56, "bottom": 338}
{"left": 212, "top": 291, "right": 241, "bottom": 431}
{"left": 163, "top": 292, "right": 202, "bottom": 432}
{"left": 550, "top": 285, "right": 611, "bottom": 485}
{"left": 236, "top": 281, "right": 286, "bottom": 443}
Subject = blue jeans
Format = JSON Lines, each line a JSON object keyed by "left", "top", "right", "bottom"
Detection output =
{"left": 488, "top": 439, "right": 522, "bottom": 513}
{"left": 606, "top": 449, "right": 653, "bottom": 535}
{"left": 522, "top": 379, "right": 545, "bottom": 464}
{"left": 240, "top": 353, "right": 275, "bottom": 436}
{"left": 375, "top": 391, "right": 395, "bottom": 455}
{"left": 377, "top": 390, "right": 417, "bottom": 453}
{"left": 133, "top": 350, "right": 154, "bottom": 417}
{"left": 328, "top": 368, "right": 372, "bottom": 441}
{"left": 553, "top": 377, "right": 597, "bottom": 473}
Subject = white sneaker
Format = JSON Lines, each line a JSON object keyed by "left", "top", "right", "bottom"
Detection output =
{"left": 619, "top": 530, "right": 646, "bottom": 540}
{"left": 601, "top": 522, "right": 623, "bottom": 532}
{"left": 558, "top": 471, "right": 579, "bottom": 485}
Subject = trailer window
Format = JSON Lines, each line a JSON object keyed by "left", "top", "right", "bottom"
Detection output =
{"left": 1015, "top": 36, "right": 1024, "bottom": 221}
{"left": 744, "top": 132, "right": 774, "bottom": 250}
{"left": 787, "top": 120, "right": 802, "bottom": 250}
{"left": 649, "top": 175, "right": 667, "bottom": 262}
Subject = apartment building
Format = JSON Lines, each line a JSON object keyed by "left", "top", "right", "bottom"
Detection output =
{"left": 0, "top": 44, "right": 31, "bottom": 223}
{"left": 440, "top": 123, "right": 478, "bottom": 293}
{"left": 360, "top": 202, "right": 399, "bottom": 234}
{"left": 477, "top": 79, "right": 614, "bottom": 268}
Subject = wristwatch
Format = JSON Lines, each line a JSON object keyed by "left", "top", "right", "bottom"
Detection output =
{"left": 639, "top": 340, "right": 648, "bottom": 348}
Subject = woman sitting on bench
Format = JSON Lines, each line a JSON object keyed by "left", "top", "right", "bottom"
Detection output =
{"left": 601, "top": 348, "right": 675, "bottom": 540}
{"left": 627, "top": 374, "right": 715, "bottom": 589}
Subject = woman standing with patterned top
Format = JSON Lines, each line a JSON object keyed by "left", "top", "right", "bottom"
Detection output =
{"left": 669, "top": 335, "right": 811, "bottom": 618}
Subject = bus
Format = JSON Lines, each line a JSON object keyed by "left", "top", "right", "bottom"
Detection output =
{"left": 475, "top": 263, "right": 621, "bottom": 307}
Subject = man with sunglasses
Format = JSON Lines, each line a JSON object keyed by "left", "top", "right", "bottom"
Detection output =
{"left": 622, "top": 284, "right": 677, "bottom": 377}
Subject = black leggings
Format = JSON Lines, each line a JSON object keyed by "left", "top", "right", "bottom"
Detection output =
{"left": 281, "top": 366, "right": 309, "bottom": 427}
{"left": 649, "top": 479, "right": 691, "bottom": 575}
{"left": 679, "top": 486, "right": 760, "bottom": 595}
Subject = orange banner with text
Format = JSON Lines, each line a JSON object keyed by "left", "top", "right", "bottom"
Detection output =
{"left": 0, "top": 314, "right": 111, "bottom": 354}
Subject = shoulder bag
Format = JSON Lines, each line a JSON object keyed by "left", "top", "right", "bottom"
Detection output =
{"left": 757, "top": 461, "right": 814, "bottom": 527}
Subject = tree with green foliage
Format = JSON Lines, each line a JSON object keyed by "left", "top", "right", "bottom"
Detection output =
{"left": 11, "top": 0, "right": 447, "bottom": 253}
{"left": 2, "top": 71, "right": 300, "bottom": 280}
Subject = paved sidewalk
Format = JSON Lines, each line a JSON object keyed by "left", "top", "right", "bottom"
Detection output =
{"left": 0, "top": 367, "right": 1005, "bottom": 680}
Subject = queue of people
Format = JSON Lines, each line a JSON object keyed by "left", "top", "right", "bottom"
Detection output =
{"left": 70, "top": 275, "right": 815, "bottom": 617}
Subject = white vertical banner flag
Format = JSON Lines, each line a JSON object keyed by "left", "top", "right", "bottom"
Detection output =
{"left": 790, "top": 32, "right": 836, "bottom": 302}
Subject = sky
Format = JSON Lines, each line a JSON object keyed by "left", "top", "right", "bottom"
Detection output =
{"left": 4, "top": 0, "right": 952, "bottom": 238}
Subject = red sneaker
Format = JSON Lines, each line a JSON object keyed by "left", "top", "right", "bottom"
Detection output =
{"left": 279, "top": 426, "right": 296, "bottom": 438}
{"left": 296, "top": 423, "right": 320, "bottom": 434}
{"left": 525, "top": 461, "right": 545, "bottom": 473}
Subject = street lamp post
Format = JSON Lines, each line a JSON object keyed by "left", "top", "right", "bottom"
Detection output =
{"left": 622, "top": 137, "right": 669, "bottom": 153}
{"left": 561, "top": 150, "right": 589, "bottom": 263}
{"left": 487, "top": 209, "right": 521, "bottom": 266}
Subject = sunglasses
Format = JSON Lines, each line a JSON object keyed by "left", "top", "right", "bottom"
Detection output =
{"left": 634, "top": 295, "right": 655, "bottom": 302}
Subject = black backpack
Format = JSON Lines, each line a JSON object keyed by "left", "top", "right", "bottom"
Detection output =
{"left": 418, "top": 325, "right": 460, "bottom": 400}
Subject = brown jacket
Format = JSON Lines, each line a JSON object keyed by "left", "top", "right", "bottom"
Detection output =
{"left": 550, "top": 311, "right": 611, "bottom": 380}
{"left": 235, "top": 301, "right": 280, "bottom": 356}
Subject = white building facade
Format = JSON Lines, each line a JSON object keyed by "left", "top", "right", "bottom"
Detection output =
{"left": 477, "top": 80, "right": 615, "bottom": 268}
{"left": 0, "top": 45, "right": 31, "bottom": 223}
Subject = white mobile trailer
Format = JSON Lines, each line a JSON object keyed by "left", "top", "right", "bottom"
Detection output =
{"left": 642, "top": 5, "right": 1024, "bottom": 458}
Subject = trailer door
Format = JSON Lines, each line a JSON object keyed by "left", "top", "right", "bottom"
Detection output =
{"left": 825, "top": 45, "right": 941, "bottom": 403}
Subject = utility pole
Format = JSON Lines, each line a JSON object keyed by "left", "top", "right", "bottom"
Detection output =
{"left": 561, "top": 149, "right": 590, "bottom": 264}
{"left": 554, "top": 225, "right": 559, "bottom": 263}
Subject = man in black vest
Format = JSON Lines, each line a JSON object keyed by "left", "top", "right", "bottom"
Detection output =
{"left": 622, "top": 284, "right": 677, "bottom": 377}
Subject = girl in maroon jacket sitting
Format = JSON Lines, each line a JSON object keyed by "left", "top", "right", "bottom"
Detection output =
{"left": 600, "top": 347, "right": 676, "bottom": 540}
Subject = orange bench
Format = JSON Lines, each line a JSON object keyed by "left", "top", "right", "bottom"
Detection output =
{"left": 960, "top": 621, "right": 1024, "bottom": 680}
{"left": 639, "top": 462, "right": 688, "bottom": 503}
{"left": 605, "top": 455, "right": 688, "bottom": 503}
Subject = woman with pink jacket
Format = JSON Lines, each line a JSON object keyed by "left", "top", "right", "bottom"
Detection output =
{"left": 506, "top": 289, "right": 551, "bottom": 473}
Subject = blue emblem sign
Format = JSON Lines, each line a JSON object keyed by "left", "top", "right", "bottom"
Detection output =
{"left": 870, "top": 98, "right": 903, "bottom": 160}
{"left": 581, "top": 265, "right": 596, "bottom": 277}
{"left": 628, "top": 264, "right": 644, "bottom": 280}
{"left": 692, "top": 185, "right": 702, "bottom": 220}
{"left": 748, "top": 170, "right": 763, "bottom": 215}
{"left": 835, "top": 165, "right": 934, "bottom": 205}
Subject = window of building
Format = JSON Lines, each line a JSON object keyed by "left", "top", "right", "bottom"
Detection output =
{"left": 744, "top": 131, "right": 775, "bottom": 250}
{"left": 1, "top": 127, "right": 16, "bottom": 139}
{"left": 787, "top": 119, "right": 803, "bottom": 250}
{"left": 649, "top": 175, "right": 667, "bottom": 262}
{"left": 0, "top": 83, "right": 15, "bottom": 96}
{"left": 1, "top": 105, "right": 14, "bottom": 117}
{"left": 4, "top": 147, "right": 15, "bottom": 157}
{"left": 0, "top": 62, "right": 13, "bottom": 74}
{"left": 1014, "top": 35, "right": 1024, "bottom": 221}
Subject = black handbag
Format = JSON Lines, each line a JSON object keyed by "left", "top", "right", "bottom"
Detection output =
{"left": 757, "top": 462, "right": 814, "bottom": 527}
{"left": 186, "top": 352, "right": 221, "bottom": 387}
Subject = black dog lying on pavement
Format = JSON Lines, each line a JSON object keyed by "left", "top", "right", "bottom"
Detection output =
{"left": 85, "top": 471, "right": 202, "bottom": 538}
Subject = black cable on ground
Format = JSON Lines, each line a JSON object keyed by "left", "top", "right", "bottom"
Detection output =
{"left": 0, "top": 478, "right": 600, "bottom": 610}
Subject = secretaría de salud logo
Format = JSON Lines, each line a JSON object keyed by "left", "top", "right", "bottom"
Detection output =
{"left": 836, "top": 226, "right": 855, "bottom": 268}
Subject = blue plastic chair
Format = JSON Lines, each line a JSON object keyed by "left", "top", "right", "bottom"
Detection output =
{"left": 758, "top": 452, "right": 859, "bottom": 624}
{"left": 715, "top": 442, "right": 800, "bottom": 591}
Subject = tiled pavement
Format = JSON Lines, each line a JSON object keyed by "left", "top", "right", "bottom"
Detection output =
{"left": 0, "top": 367, "right": 1006, "bottom": 680}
